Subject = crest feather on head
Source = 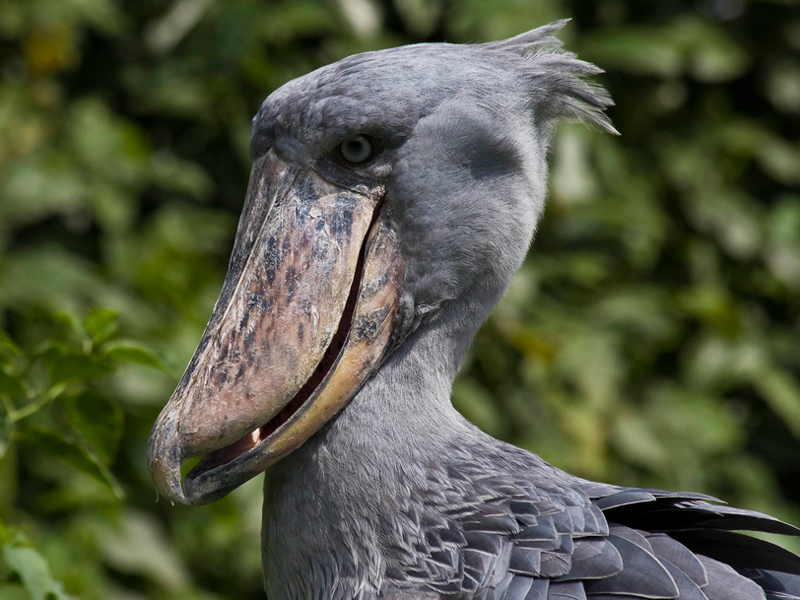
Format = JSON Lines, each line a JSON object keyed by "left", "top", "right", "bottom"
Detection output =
{"left": 482, "top": 20, "right": 619, "bottom": 136}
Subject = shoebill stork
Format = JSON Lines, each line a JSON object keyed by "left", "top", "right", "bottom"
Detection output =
{"left": 148, "top": 21, "right": 800, "bottom": 600}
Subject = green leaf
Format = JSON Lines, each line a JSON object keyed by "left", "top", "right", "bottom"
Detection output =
{"left": 51, "top": 312, "right": 83, "bottom": 337}
{"left": 83, "top": 308, "right": 118, "bottom": 343}
{"left": 0, "top": 331, "right": 21, "bottom": 365}
{"left": 611, "top": 410, "right": 669, "bottom": 471}
{"left": 755, "top": 368, "right": 800, "bottom": 438}
{"left": 583, "top": 29, "right": 683, "bottom": 77}
{"left": 0, "top": 417, "right": 10, "bottom": 459}
{"left": 0, "top": 583, "right": 29, "bottom": 600}
{"left": 3, "top": 545, "right": 53, "bottom": 600}
{"left": 22, "top": 428, "right": 124, "bottom": 499}
{"left": 1, "top": 541, "right": 78, "bottom": 600}
{"left": 150, "top": 153, "right": 214, "bottom": 200}
{"left": 48, "top": 353, "right": 114, "bottom": 386}
{"left": 103, "top": 342, "right": 165, "bottom": 370}
{"left": 0, "top": 247, "right": 117, "bottom": 318}
{"left": 63, "top": 393, "right": 124, "bottom": 464}
{"left": 96, "top": 511, "right": 190, "bottom": 591}
{"left": 583, "top": 17, "right": 749, "bottom": 83}
{"left": 452, "top": 379, "right": 503, "bottom": 436}
{"left": 679, "top": 17, "right": 749, "bottom": 83}
{"left": 0, "top": 370, "right": 26, "bottom": 399}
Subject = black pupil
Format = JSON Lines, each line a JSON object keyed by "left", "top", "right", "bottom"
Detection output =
{"left": 344, "top": 137, "right": 369, "bottom": 161}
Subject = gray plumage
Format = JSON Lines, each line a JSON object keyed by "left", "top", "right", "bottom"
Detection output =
{"left": 172, "top": 21, "right": 800, "bottom": 599}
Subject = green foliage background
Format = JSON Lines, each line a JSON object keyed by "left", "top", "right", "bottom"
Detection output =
{"left": 0, "top": 0, "right": 799, "bottom": 597}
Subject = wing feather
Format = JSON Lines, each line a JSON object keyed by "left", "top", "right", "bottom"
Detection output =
{"left": 407, "top": 459, "right": 799, "bottom": 600}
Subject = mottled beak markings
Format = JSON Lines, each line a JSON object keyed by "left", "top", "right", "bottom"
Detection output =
{"left": 148, "top": 149, "right": 405, "bottom": 505}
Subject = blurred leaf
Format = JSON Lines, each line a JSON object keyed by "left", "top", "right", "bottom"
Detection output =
{"left": 48, "top": 353, "right": 113, "bottom": 386}
{"left": 765, "top": 196, "right": 800, "bottom": 288}
{"left": 755, "top": 137, "right": 800, "bottom": 187}
{"left": 83, "top": 308, "right": 118, "bottom": 344}
{"left": 0, "top": 248, "right": 108, "bottom": 316}
{"left": 2, "top": 542, "right": 76, "bottom": 600}
{"left": 144, "top": 0, "right": 215, "bottom": 55}
{"left": 447, "top": 0, "right": 560, "bottom": 42}
{"left": 63, "top": 393, "right": 124, "bottom": 464}
{"left": 150, "top": 151, "right": 214, "bottom": 200}
{"left": 103, "top": 342, "right": 166, "bottom": 371}
{"left": 50, "top": 312, "right": 83, "bottom": 338}
{"left": 612, "top": 409, "right": 669, "bottom": 471}
{"left": 553, "top": 398, "right": 607, "bottom": 477}
{"left": 551, "top": 125, "right": 599, "bottom": 205}
{"left": 150, "top": 205, "right": 235, "bottom": 254}
{"left": 769, "top": 196, "right": 800, "bottom": 244}
{"left": 677, "top": 16, "right": 749, "bottom": 83}
{"left": 66, "top": 98, "right": 151, "bottom": 186}
{"left": 89, "top": 181, "right": 136, "bottom": 234}
{"left": 684, "top": 334, "right": 764, "bottom": 390}
{"left": 765, "top": 59, "right": 800, "bottom": 113}
{"left": 755, "top": 369, "right": 800, "bottom": 438}
{"left": 594, "top": 288, "right": 678, "bottom": 343}
{"left": 584, "top": 16, "right": 748, "bottom": 82}
{"left": 682, "top": 188, "right": 763, "bottom": 259}
{"left": 0, "top": 370, "right": 26, "bottom": 399}
{"left": 721, "top": 121, "right": 800, "bottom": 186}
{"left": 650, "top": 385, "right": 742, "bottom": 456}
{"left": 23, "top": 24, "right": 79, "bottom": 77}
{"left": 583, "top": 28, "right": 683, "bottom": 77}
{"left": 22, "top": 428, "right": 124, "bottom": 499}
{"left": 394, "top": 0, "right": 443, "bottom": 37}
{"left": 0, "top": 332, "right": 22, "bottom": 365}
{"left": 0, "top": 1, "right": 25, "bottom": 38}
{"left": 258, "top": 1, "right": 340, "bottom": 45}
{"left": 0, "top": 417, "right": 9, "bottom": 460}
{"left": 555, "top": 331, "right": 623, "bottom": 409}
{"left": 0, "top": 152, "right": 89, "bottom": 228}
{"left": 677, "top": 285, "right": 741, "bottom": 335}
{"left": 75, "top": 0, "right": 128, "bottom": 35}
{"left": 121, "top": 64, "right": 212, "bottom": 118}
{"left": 3, "top": 545, "right": 51, "bottom": 600}
{"left": 0, "top": 584, "right": 28, "bottom": 600}
{"left": 95, "top": 511, "right": 189, "bottom": 592}
{"left": 452, "top": 379, "right": 503, "bottom": 436}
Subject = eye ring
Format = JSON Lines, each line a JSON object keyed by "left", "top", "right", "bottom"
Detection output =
{"left": 338, "top": 135, "right": 374, "bottom": 164}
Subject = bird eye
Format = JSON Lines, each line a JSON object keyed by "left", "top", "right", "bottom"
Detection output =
{"left": 338, "top": 135, "right": 373, "bottom": 164}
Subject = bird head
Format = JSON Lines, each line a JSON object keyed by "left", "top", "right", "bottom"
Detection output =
{"left": 148, "top": 21, "right": 616, "bottom": 505}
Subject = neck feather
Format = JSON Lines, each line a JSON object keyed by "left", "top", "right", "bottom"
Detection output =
{"left": 260, "top": 315, "right": 482, "bottom": 598}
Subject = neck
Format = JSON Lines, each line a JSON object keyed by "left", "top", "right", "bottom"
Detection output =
{"left": 260, "top": 312, "right": 482, "bottom": 598}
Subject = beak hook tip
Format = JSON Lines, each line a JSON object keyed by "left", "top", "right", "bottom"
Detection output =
{"left": 148, "top": 410, "right": 190, "bottom": 505}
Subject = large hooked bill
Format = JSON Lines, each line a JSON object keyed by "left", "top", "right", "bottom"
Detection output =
{"left": 148, "top": 149, "right": 405, "bottom": 505}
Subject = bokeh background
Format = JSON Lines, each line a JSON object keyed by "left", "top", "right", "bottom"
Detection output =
{"left": 1, "top": 0, "right": 799, "bottom": 598}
